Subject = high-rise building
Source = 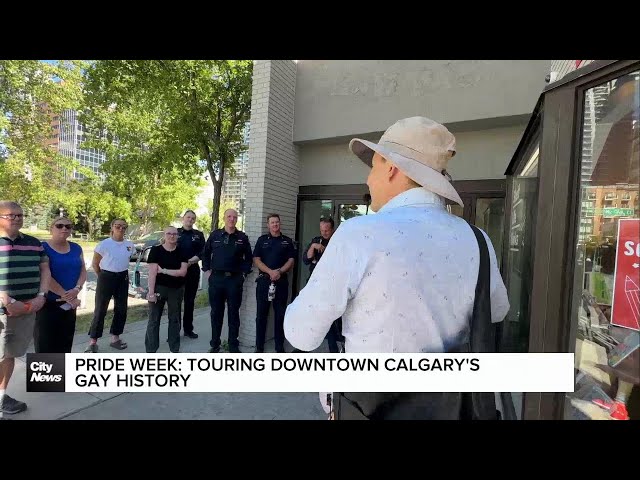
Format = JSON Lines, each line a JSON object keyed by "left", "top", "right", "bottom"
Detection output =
{"left": 58, "top": 109, "right": 106, "bottom": 179}
{"left": 221, "top": 122, "right": 250, "bottom": 213}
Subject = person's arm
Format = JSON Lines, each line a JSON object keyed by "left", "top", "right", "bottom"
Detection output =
{"left": 92, "top": 251, "right": 103, "bottom": 275}
{"left": 159, "top": 262, "right": 188, "bottom": 277}
{"left": 241, "top": 235, "right": 253, "bottom": 275}
{"left": 146, "top": 248, "right": 159, "bottom": 302}
{"left": 284, "top": 224, "right": 366, "bottom": 351}
{"left": 188, "top": 231, "right": 206, "bottom": 265}
{"left": 483, "top": 231, "right": 510, "bottom": 323}
{"left": 202, "top": 234, "right": 212, "bottom": 273}
{"left": 61, "top": 249, "right": 87, "bottom": 302}
{"left": 303, "top": 240, "right": 316, "bottom": 265}
{"left": 29, "top": 256, "right": 51, "bottom": 313}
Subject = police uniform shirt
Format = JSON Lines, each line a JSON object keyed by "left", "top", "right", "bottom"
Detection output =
{"left": 302, "top": 235, "right": 331, "bottom": 272}
{"left": 177, "top": 227, "right": 206, "bottom": 264}
{"left": 253, "top": 233, "right": 296, "bottom": 272}
{"left": 202, "top": 228, "right": 253, "bottom": 274}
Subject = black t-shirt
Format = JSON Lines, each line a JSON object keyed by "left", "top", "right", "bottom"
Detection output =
{"left": 147, "top": 245, "right": 189, "bottom": 289}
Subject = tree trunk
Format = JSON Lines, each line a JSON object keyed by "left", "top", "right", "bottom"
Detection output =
{"left": 209, "top": 164, "right": 223, "bottom": 230}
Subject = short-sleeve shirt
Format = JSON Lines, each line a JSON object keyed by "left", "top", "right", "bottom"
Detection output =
{"left": 42, "top": 241, "right": 83, "bottom": 302}
{"left": 252, "top": 234, "right": 296, "bottom": 272}
{"left": 147, "top": 245, "right": 189, "bottom": 288}
{"left": 0, "top": 233, "right": 48, "bottom": 301}
{"left": 94, "top": 237, "right": 134, "bottom": 273}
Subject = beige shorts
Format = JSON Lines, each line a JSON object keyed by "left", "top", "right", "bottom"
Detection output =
{"left": 0, "top": 312, "right": 36, "bottom": 360}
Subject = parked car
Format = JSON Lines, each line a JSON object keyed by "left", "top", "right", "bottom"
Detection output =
{"left": 130, "top": 231, "right": 164, "bottom": 262}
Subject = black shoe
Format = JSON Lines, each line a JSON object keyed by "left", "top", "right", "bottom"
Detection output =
{"left": 208, "top": 346, "right": 220, "bottom": 353}
{"left": 228, "top": 345, "right": 241, "bottom": 353}
{"left": 0, "top": 395, "right": 27, "bottom": 415}
{"left": 254, "top": 347, "right": 264, "bottom": 353}
{"left": 184, "top": 331, "right": 199, "bottom": 339}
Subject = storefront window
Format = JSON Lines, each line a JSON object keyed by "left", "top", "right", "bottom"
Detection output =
{"left": 503, "top": 142, "right": 539, "bottom": 354}
{"left": 565, "top": 71, "right": 640, "bottom": 420}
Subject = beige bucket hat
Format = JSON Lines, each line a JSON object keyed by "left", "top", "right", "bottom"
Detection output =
{"left": 349, "top": 116, "right": 463, "bottom": 207}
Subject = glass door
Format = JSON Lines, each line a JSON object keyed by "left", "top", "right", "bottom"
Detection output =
{"left": 564, "top": 70, "right": 639, "bottom": 421}
{"left": 337, "top": 202, "right": 375, "bottom": 226}
{"left": 296, "top": 199, "right": 334, "bottom": 291}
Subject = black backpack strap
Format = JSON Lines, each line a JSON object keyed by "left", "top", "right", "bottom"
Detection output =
{"left": 468, "top": 224, "right": 494, "bottom": 353}
{"left": 462, "top": 223, "right": 498, "bottom": 420}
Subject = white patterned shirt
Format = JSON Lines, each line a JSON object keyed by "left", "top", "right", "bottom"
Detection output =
{"left": 284, "top": 187, "right": 510, "bottom": 353}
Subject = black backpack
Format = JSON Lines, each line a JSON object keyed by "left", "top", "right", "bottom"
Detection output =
{"left": 332, "top": 223, "right": 499, "bottom": 420}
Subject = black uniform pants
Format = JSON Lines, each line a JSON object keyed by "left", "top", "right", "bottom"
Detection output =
{"left": 255, "top": 275, "right": 288, "bottom": 352}
{"left": 146, "top": 285, "right": 184, "bottom": 353}
{"left": 34, "top": 300, "right": 77, "bottom": 353}
{"left": 182, "top": 264, "right": 200, "bottom": 334}
{"left": 89, "top": 270, "right": 129, "bottom": 339}
{"left": 208, "top": 272, "right": 244, "bottom": 350}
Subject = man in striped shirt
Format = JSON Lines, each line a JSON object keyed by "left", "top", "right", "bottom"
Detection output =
{"left": 0, "top": 201, "right": 50, "bottom": 417}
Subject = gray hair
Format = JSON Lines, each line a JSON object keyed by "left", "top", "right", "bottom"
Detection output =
{"left": 0, "top": 201, "right": 22, "bottom": 212}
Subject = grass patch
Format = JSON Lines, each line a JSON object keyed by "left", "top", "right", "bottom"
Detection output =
{"left": 74, "top": 290, "right": 209, "bottom": 334}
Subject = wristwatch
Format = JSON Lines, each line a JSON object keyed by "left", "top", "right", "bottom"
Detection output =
{"left": 37, "top": 292, "right": 46, "bottom": 297}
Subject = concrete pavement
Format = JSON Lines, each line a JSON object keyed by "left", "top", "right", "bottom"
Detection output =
{"left": 5, "top": 307, "right": 328, "bottom": 420}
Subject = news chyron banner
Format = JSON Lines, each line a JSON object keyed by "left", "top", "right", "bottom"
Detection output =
{"left": 27, "top": 353, "right": 575, "bottom": 393}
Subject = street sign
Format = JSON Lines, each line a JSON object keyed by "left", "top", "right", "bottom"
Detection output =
{"left": 603, "top": 207, "right": 634, "bottom": 218}
{"left": 610, "top": 219, "right": 640, "bottom": 331}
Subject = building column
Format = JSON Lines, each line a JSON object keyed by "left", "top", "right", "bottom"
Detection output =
{"left": 238, "top": 60, "right": 299, "bottom": 349}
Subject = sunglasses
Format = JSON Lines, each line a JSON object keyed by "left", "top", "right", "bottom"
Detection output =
{"left": 54, "top": 224, "right": 72, "bottom": 230}
{"left": 0, "top": 214, "right": 26, "bottom": 220}
{"left": 113, "top": 225, "right": 128, "bottom": 230}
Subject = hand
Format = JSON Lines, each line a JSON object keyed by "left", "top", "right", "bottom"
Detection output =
{"left": 61, "top": 289, "right": 79, "bottom": 302}
{"left": 205, "top": 270, "right": 211, "bottom": 281}
{"left": 269, "top": 269, "right": 281, "bottom": 282}
{"left": 147, "top": 292, "right": 158, "bottom": 303}
{"left": 6, "top": 301, "right": 29, "bottom": 316}
{"left": 29, "top": 295, "right": 46, "bottom": 313}
{"left": 69, "top": 298, "right": 82, "bottom": 309}
{"left": 314, "top": 243, "right": 325, "bottom": 254}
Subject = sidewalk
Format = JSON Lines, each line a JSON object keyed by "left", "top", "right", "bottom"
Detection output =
{"left": 5, "top": 307, "right": 327, "bottom": 420}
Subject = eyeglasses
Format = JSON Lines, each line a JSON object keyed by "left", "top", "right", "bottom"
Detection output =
{"left": 54, "top": 224, "right": 72, "bottom": 230}
{"left": 0, "top": 214, "right": 26, "bottom": 220}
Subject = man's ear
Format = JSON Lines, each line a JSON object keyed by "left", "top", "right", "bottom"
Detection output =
{"left": 387, "top": 162, "right": 402, "bottom": 180}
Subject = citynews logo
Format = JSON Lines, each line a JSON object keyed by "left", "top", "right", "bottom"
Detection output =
{"left": 26, "top": 353, "right": 66, "bottom": 392}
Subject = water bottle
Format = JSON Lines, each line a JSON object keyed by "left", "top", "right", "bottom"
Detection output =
{"left": 268, "top": 282, "right": 276, "bottom": 302}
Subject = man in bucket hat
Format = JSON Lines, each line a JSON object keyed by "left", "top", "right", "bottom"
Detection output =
{"left": 283, "top": 117, "right": 510, "bottom": 419}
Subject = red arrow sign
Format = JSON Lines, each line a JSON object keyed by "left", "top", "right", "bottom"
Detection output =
{"left": 611, "top": 219, "right": 640, "bottom": 331}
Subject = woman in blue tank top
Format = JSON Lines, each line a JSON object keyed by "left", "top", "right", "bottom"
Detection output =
{"left": 34, "top": 217, "right": 86, "bottom": 353}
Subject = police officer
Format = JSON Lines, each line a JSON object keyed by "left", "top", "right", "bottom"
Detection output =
{"left": 253, "top": 213, "right": 296, "bottom": 353}
{"left": 302, "top": 217, "right": 343, "bottom": 353}
{"left": 202, "top": 208, "right": 252, "bottom": 353}
{"left": 177, "top": 210, "right": 206, "bottom": 339}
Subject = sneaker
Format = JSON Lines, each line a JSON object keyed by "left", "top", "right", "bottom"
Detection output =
{"left": 184, "top": 331, "right": 199, "bottom": 339}
{"left": 84, "top": 344, "right": 98, "bottom": 353}
{"left": 0, "top": 395, "right": 27, "bottom": 415}
{"left": 610, "top": 401, "right": 630, "bottom": 420}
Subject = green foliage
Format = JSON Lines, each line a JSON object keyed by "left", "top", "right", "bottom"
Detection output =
{"left": 57, "top": 167, "right": 132, "bottom": 240}
{"left": 80, "top": 60, "right": 252, "bottom": 228}
{"left": 0, "top": 60, "right": 85, "bottom": 209}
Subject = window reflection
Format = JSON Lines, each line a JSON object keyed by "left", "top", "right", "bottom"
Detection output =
{"left": 566, "top": 71, "right": 639, "bottom": 421}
